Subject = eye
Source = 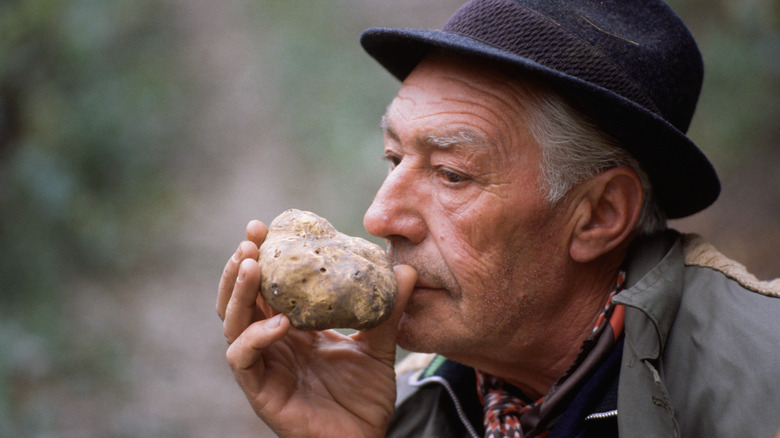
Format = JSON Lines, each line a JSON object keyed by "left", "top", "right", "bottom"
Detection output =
{"left": 382, "top": 153, "right": 401, "bottom": 170}
{"left": 438, "top": 167, "right": 466, "bottom": 184}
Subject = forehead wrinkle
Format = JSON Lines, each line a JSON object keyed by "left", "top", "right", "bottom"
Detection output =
{"left": 440, "top": 73, "right": 531, "bottom": 134}
{"left": 383, "top": 104, "right": 492, "bottom": 153}
{"left": 442, "top": 73, "right": 528, "bottom": 113}
{"left": 381, "top": 92, "right": 420, "bottom": 139}
{"left": 384, "top": 77, "right": 527, "bottom": 154}
{"left": 437, "top": 95, "right": 517, "bottom": 146}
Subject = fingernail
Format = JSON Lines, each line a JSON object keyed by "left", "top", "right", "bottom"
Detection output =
{"left": 232, "top": 246, "right": 243, "bottom": 262}
{"left": 270, "top": 314, "right": 283, "bottom": 328}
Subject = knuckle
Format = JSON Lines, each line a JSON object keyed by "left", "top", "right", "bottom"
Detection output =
{"left": 225, "top": 342, "right": 242, "bottom": 367}
{"left": 225, "top": 346, "right": 236, "bottom": 365}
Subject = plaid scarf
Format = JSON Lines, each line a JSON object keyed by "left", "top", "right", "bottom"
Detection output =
{"left": 476, "top": 271, "right": 626, "bottom": 438}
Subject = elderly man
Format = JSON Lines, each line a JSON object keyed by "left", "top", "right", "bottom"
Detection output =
{"left": 217, "top": 0, "right": 780, "bottom": 436}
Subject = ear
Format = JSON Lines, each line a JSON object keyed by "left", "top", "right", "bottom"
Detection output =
{"left": 569, "top": 167, "right": 643, "bottom": 263}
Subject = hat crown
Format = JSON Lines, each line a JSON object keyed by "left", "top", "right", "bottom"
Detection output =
{"left": 442, "top": 0, "right": 703, "bottom": 133}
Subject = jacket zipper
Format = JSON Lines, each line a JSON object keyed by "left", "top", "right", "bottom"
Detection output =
{"left": 411, "top": 372, "right": 617, "bottom": 433}
{"left": 410, "top": 374, "right": 481, "bottom": 438}
{"left": 585, "top": 409, "right": 618, "bottom": 421}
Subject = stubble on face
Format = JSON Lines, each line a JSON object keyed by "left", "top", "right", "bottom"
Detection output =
{"left": 389, "top": 225, "right": 559, "bottom": 357}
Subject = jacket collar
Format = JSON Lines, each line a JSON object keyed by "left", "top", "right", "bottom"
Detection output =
{"left": 612, "top": 230, "right": 684, "bottom": 360}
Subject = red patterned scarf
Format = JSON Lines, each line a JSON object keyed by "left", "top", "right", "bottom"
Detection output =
{"left": 476, "top": 271, "right": 626, "bottom": 438}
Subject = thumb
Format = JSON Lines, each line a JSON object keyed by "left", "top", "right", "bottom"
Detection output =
{"left": 354, "top": 264, "right": 417, "bottom": 355}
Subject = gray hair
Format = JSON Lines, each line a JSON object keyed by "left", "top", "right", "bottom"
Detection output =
{"left": 522, "top": 83, "right": 667, "bottom": 236}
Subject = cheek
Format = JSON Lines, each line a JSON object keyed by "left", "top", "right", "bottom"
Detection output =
{"left": 438, "top": 195, "right": 509, "bottom": 253}
{"left": 440, "top": 229, "right": 525, "bottom": 313}
{"left": 446, "top": 206, "right": 566, "bottom": 298}
{"left": 448, "top": 249, "right": 496, "bottom": 296}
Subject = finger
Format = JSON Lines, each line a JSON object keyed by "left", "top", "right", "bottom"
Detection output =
{"left": 255, "top": 288, "right": 277, "bottom": 320}
{"left": 226, "top": 314, "right": 290, "bottom": 391}
{"left": 224, "top": 257, "right": 263, "bottom": 344}
{"left": 217, "top": 240, "right": 259, "bottom": 320}
{"left": 226, "top": 313, "right": 289, "bottom": 370}
{"left": 356, "top": 264, "right": 417, "bottom": 356}
{"left": 246, "top": 220, "right": 268, "bottom": 247}
{"left": 246, "top": 219, "right": 274, "bottom": 317}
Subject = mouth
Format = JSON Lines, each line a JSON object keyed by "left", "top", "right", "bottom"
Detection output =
{"left": 411, "top": 279, "right": 449, "bottom": 297}
{"left": 414, "top": 277, "right": 437, "bottom": 288}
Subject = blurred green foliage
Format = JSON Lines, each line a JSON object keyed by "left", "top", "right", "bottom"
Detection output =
{"left": 0, "top": 0, "right": 194, "bottom": 435}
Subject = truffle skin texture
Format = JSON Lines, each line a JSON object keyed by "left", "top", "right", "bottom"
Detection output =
{"left": 258, "top": 209, "right": 397, "bottom": 330}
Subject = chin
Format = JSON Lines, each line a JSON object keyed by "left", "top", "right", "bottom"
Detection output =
{"left": 396, "top": 311, "right": 464, "bottom": 355}
{"left": 395, "top": 313, "right": 436, "bottom": 353}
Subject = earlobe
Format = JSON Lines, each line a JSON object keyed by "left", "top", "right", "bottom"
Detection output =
{"left": 569, "top": 167, "right": 643, "bottom": 263}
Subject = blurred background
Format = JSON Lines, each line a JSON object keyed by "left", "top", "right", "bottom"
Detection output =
{"left": 0, "top": 0, "right": 777, "bottom": 436}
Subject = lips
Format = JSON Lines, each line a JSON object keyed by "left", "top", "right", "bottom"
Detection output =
{"left": 414, "top": 278, "right": 439, "bottom": 289}
{"left": 410, "top": 277, "right": 452, "bottom": 302}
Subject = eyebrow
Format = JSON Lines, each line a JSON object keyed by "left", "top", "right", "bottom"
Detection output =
{"left": 380, "top": 114, "right": 483, "bottom": 151}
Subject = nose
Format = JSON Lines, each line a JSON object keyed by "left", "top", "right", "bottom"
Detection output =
{"left": 363, "top": 164, "right": 427, "bottom": 244}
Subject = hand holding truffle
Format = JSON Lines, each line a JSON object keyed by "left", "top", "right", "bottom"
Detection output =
{"left": 216, "top": 211, "right": 417, "bottom": 438}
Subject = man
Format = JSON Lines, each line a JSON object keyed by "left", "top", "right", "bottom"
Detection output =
{"left": 217, "top": 0, "right": 780, "bottom": 436}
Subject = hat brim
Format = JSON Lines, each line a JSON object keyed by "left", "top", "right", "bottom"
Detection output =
{"left": 361, "top": 27, "right": 720, "bottom": 219}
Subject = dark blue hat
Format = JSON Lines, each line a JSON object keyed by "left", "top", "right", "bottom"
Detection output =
{"left": 360, "top": 0, "right": 720, "bottom": 218}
